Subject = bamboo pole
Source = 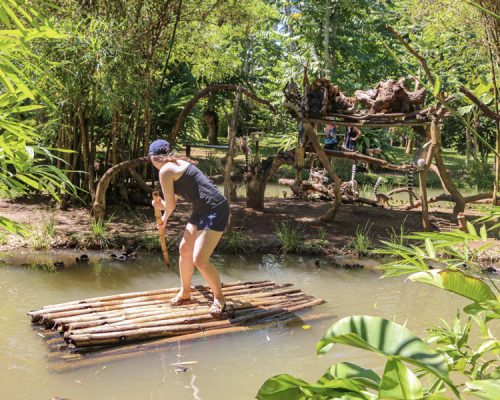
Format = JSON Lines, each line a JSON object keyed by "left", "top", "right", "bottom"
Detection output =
{"left": 59, "top": 292, "right": 309, "bottom": 332}
{"left": 63, "top": 293, "right": 310, "bottom": 332}
{"left": 51, "top": 291, "right": 308, "bottom": 332}
{"left": 66, "top": 298, "right": 324, "bottom": 347}
{"left": 61, "top": 295, "right": 317, "bottom": 338}
{"left": 152, "top": 191, "right": 170, "bottom": 268}
{"left": 29, "top": 280, "right": 275, "bottom": 321}
{"left": 31, "top": 281, "right": 272, "bottom": 313}
{"left": 43, "top": 283, "right": 291, "bottom": 325}
{"left": 65, "top": 296, "right": 314, "bottom": 337}
{"left": 50, "top": 312, "right": 334, "bottom": 373}
{"left": 36, "top": 281, "right": 278, "bottom": 322}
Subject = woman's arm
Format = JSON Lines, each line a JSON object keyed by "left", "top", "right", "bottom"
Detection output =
{"left": 353, "top": 127, "right": 363, "bottom": 140}
{"left": 157, "top": 165, "right": 177, "bottom": 230}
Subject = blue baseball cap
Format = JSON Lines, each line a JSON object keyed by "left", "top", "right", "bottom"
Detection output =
{"left": 148, "top": 139, "right": 172, "bottom": 157}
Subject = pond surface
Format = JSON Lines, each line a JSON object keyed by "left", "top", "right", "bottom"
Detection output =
{"left": 0, "top": 251, "right": 469, "bottom": 400}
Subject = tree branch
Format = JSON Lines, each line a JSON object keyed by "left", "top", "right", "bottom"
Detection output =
{"left": 169, "top": 84, "right": 275, "bottom": 143}
{"left": 459, "top": 86, "right": 500, "bottom": 121}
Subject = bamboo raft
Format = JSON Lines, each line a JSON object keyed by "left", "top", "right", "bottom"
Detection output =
{"left": 29, "top": 280, "right": 327, "bottom": 371}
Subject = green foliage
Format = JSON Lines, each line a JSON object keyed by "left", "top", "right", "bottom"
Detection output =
{"left": 316, "top": 316, "right": 452, "bottom": 386}
{"left": 465, "top": 159, "right": 495, "bottom": 190}
{"left": 219, "top": 230, "right": 252, "bottom": 254}
{"left": 408, "top": 269, "right": 496, "bottom": 303}
{"left": 260, "top": 212, "right": 500, "bottom": 400}
{"left": 0, "top": 1, "right": 76, "bottom": 234}
{"left": 258, "top": 315, "right": 457, "bottom": 400}
{"left": 29, "top": 225, "right": 50, "bottom": 250}
{"left": 274, "top": 221, "right": 304, "bottom": 253}
{"left": 347, "top": 222, "right": 373, "bottom": 256}
{"left": 43, "top": 212, "right": 56, "bottom": 237}
{"left": 374, "top": 228, "right": 493, "bottom": 277}
{"left": 0, "top": 215, "right": 27, "bottom": 237}
{"left": 89, "top": 218, "right": 110, "bottom": 249}
{"left": 318, "top": 227, "right": 328, "bottom": 243}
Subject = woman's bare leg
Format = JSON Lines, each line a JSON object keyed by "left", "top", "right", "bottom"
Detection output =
{"left": 172, "top": 223, "right": 197, "bottom": 302}
{"left": 192, "top": 229, "right": 224, "bottom": 302}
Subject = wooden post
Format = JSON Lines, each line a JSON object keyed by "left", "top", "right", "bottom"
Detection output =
{"left": 419, "top": 124, "right": 435, "bottom": 231}
{"left": 223, "top": 87, "right": 242, "bottom": 229}
{"left": 431, "top": 120, "right": 466, "bottom": 218}
{"left": 185, "top": 144, "right": 191, "bottom": 157}
{"left": 419, "top": 168, "right": 430, "bottom": 231}
{"left": 295, "top": 146, "right": 305, "bottom": 184}
{"left": 303, "top": 121, "right": 342, "bottom": 221}
{"left": 152, "top": 191, "right": 170, "bottom": 269}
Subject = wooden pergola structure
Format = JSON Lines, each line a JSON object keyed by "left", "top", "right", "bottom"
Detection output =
{"left": 284, "top": 103, "right": 470, "bottom": 230}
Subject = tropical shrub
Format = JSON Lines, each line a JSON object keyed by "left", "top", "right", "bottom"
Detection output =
{"left": 0, "top": 1, "right": 76, "bottom": 234}
{"left": 257, "top": 225, "right": 500, "bottom": 399}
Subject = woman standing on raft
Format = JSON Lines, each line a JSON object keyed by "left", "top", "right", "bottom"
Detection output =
{"left": 149, "top": 139, "right": 229, "bottom": 318}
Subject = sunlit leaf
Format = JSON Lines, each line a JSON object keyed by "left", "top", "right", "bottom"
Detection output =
{"left": 408, "top": 270, "right": 496, "bottom": 303}
{"left": 465, "top": 379, "right": 500, "bottom": 400}
{"left": 379, "top": 359, "right": 423, "bottom": 400}
{"left": 316, "top": 316, "right": 454, "bottom": 390}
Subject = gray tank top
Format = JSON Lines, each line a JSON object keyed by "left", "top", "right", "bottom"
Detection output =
{"left": 173, "top": 164, "right": 226, "bottom": 213}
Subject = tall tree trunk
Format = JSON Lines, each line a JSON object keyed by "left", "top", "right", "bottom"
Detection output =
{"left": 284, "top": 2, "right": 296, "bottom": 53}
{"left": 488, "top": 37, "right": 500, "bottom": 204}
{"left": 330, "top": 1, "right": 338, "bottom": 73}
{"left": 224, "top": 87, "right": 242, "bottom": 229}
{"left": 465, "top": 126, "right": 471, "bottom": 169}
{"left": 143, "top": 76, "right": 153, "bottom": 160}
{"left": 473, "top": 110, "right": 479, "bottom": 161}
{"left": 303, "top": 122, "right": 342, "bottom": 221}
{"left": 78, "top": 106, "right": 95, "bottom": 198}
{"left": 323, "top": 0, "right": 332, "bottom": 78}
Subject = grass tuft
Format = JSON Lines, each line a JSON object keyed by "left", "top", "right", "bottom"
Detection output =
{"left": 219, "top": 230, "right": 252, "bottom": 254}
{"left": 348, "top": 222, "right": 373, "bottom": 256}
{"left": 274, "top": 221, "right": 304, "bottom": 253}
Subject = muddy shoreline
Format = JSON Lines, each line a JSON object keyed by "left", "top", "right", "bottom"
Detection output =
{"left": 1, "top": 197, "right": 464, "bottom": 257}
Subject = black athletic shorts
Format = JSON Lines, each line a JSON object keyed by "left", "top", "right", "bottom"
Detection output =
{"left": 189, "top": 200, "right": 229, "bottom": 232}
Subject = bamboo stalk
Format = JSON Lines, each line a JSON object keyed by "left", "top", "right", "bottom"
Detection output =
{"left": 52, "top": 288, "right": 301, "bottom": 324}
{"left": 62, "top": 294, "right": 312, "bottom": 334}
{"left": 37, "top": 285, "right": 282, "bottom": 325}
{"left": 67, "top": 297, "right": 324, "bottom": 347}
{"left": 64, "top": 295, "right": 315, "bottom": 336}
{"left": 30, "top": 280, "right": 275, "bottom": 321}
{"left": 42, "top": 284, "right": 298, "bottom": 326}
{"left": 51, "top": 312, "right": 334, "bottom": 373}
{"left": 152, "top": 191, "right": 170, "bottom": 269}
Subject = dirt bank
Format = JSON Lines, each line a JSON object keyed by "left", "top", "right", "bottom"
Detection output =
{"left": 0, "top": 196, "right": 465, "bottom": 257}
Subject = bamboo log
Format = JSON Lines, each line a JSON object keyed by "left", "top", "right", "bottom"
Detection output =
{"left": 64, "top": 297, "right": 314, "bottom": 337}
{"left": 56, "top": 292, "right": 309, "bottom": 332}
{"left": 61, "top": 293, "right": 310, "bottom": 333}
{"left": 66, "top": 298, "right": 324, "bottom": 347}
{"left": 64, "top": 295, "right": 312, "bottom": 337}
{"left": 50, "top": 284, "right": 297, "bottom": 325}
{"left": 62, "top": 295, "right": 316, "bottom": 337}
{"left": 50, "top": 312, "right": 334, "bottom": 373}
{"left": 30, "top": 280, "right": 274, "bottom": 319}
{"left": 30, "top": 281, "right": 277, "bottom": 322}
{"left": 47, "top": 282, "right": 279, "bottom": 323}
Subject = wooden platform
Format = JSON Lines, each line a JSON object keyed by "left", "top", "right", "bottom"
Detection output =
{"left": 29, "top": 280, "right": 326, "bottom": 371}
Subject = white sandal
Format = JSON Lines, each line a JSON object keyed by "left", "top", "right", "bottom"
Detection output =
{"left": 209, "top": 298, "right": 226, "bottom": 319}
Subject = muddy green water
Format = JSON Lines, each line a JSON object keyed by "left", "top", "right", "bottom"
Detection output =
{"left": 0, "top": 251, "right": 468, "bottom": 400}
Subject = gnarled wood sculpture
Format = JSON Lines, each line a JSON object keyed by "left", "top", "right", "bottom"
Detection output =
{"left": 350, "top": 77, "right": 426, "bottom": 114}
